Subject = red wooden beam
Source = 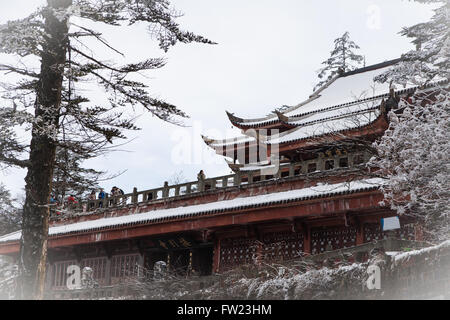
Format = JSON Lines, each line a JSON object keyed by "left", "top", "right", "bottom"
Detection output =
{"left": 0, "top": 190, "right": 389, "bottom": 255}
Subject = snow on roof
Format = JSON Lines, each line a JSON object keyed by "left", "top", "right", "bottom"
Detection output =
{"left": 0, "top": 178, "right": 384, "bottom": 243}
{"left": 206, "top": 135, "right": 256, "bottom": 148}
{"left": 283, "top": 62, "right": 413, "bottom": 117}
{"left": 239, "top": 164, "right": 277, "bottom": 172}
{"left": 226, "top": 60, "right": 407, "bottom": 128}
{"left": 205, "top": 60, "right": 412, "bottom": 149}
{"left": 206, "top": 104, "right": 382, "bottom": 149}
{"left": 285, "top": 97, "right": 384, "bottom": 126}
{"left": 267, "top": 109, "right": 381, "bottom": 145}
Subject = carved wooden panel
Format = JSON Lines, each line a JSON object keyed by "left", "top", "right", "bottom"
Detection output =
{"left": 363, "top": 224, "right": 388, "bottom": 242}
{"left": 396, "top": 223, "right": 416, "bottom": 241}
{"left": 219, "top": 238, "right": 258, "bottom": 272}
{"left": 311, "top": 226, "right": 357, "bottom": 255}
{"left": 262, "top": 231, "right": 304, "bottom": 262}
{"left": 110, "top": 254, "right": 140, "bottom": 285}
{"left": 364, "top": 223, "right": 416, "bottom": 243}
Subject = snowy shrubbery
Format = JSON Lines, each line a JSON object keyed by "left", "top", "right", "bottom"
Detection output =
{"left": 370, "top": 91, "right": 449, "bottom": 240}
{"left": 371, "top": 0, "right": 449, "bottom": 241}
{"left": 0, "top": 256, "right": 17, "bottom": 299}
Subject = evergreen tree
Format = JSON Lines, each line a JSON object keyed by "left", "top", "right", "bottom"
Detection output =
{"left": 371, "top": 0, "right": 449, "bottom": 241}
{"left": 52, "top": 147, "right": 104, "bottom": 201}
{"left": 315, "top": 31, "right": 364, "bottom": 91}
{"left": 0, "top": 0, "right": 214, "bottom": 299}
{"left": 0, "top": 184, "right": 21, "bottom": 236}
{"left": 375, "top": 0, "right": 449, "bottom": 85}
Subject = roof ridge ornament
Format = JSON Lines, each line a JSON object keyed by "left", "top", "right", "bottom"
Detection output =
{"left": 226, "top": 110, "right": 244, "bottom": 123}
{"left": 275, "top": 110, "right": 289, "bottom": 123}
{"left": 201, "top": 134, "right": 215, "bottom": 145}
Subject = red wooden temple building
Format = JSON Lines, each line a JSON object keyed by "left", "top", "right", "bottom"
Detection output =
{"left": 0, "top": 59, "right": 429, "bottom": 293}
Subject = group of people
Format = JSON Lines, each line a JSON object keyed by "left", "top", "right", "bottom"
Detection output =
{"left": 50, "top": 194, "right": 78, "bottom": 206}
{"left": 49, "top": 193, "right": 78, "bottom": 216}
{"left": 50, "top": 170, "right": 208, "bottom": 215}
{"left": 87, "top": 186, "right": 125, "bottom": 208}
{"left": 50, "top": 185, "right": 126, "bottom": 213}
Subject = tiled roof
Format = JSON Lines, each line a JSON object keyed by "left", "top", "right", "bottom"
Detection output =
{"left": 0, "top": 178, "right": 384, "bottom": 243}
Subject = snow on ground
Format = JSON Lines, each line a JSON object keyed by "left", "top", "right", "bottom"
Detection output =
{"left": 393, "top": 240, "right": 450, "bottom": 265}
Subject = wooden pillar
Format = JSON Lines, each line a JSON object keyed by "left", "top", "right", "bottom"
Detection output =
{"left": 105, "top": 257, "right": 112, "bottom": 285}
{"left": 302, "top": 225, "right": 311, "bottom": 255}
{"left": 289, "top": 163, "right": 295, "bottom": 177}
{"left": 255, "top": 240, "right": 263, "bottom": 265}
{"left": 212, "top": 237, "right": 221, "bottom": 274}
{"left": 137, "top": 253, "right": 144, "bottom": 278}
{"left": 356, "top": 219, "right": 364, "bottom": 245}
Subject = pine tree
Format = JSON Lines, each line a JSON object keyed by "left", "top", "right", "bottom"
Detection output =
{"left": 315, "top": 31, "right": 364, "bottom": 91}
{"left": 374, "top": 0, "right": 449, "bottom": 85}
{"left": 0, "top": 0, "right": 215, "bottom": 299}
{"left": 371, "top": 0, "right": 449, "bottom": 241}
{"left": 52, "top": 147, "right": 105, "bottom": 201}
{"left": 0, "top": 184, "right": 21, "bottom": 236}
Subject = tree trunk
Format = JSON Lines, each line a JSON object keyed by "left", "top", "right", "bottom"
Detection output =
{"left": 17, "top": 0, "right": 71, "bottom": 300}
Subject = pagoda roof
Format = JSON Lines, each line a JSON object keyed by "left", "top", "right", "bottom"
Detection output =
{"left": 226, "top": 59, "right": 406, "bottom": 129}
{"left": 266, "top": 106, "right": 382, "bottom": 145}
{"left": 205, "top": 58, "right": 445, "bottom": 152}
{"left": 204, "top": 98, "right": 386, "bottom": 151}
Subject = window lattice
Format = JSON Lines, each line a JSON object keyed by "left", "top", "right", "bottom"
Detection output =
{"left": 81, "top": 257, "right": 108, "bottom": 286}
{"left": 110, "top": 254, "right": 140, "bottom": 284}
{"left": 263, "top": 232, "right": 304, "bottom": 262}
{"left": 311, "top": 226, "right": 357, "bottom": 255}
{"left": 52, "top": 260, "right": 77, "bottom": 289}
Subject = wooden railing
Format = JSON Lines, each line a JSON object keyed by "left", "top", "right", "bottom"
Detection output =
{"left": 52, "top": 152, "right": 370, "bottom": 216}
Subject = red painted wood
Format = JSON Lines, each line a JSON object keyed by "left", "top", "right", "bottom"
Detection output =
{"left": 0, "top": 190, "right": 390, "bottom": 255}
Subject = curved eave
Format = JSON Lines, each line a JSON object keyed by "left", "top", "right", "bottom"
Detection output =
{"left": 226, "top": 110, "right": 280, "bottom": 129}
{"left": 226, "top": 111, "right": 296, "bottom": 130}
{"left": 225, "top": 158, "right": 271, "bottom": 172}
{"left": 223, "top": 59, "right": 404, "bottom": 129}
{"left": 202, "top": 134, "right": 259, "bottom": 157}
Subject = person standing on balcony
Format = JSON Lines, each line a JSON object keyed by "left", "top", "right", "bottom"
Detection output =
{"left": 67, "top": 195, "right": 78, "bottom": 210}
{"left": 197, "top": 170, "right": 206, "bottom": 181}
{"left": 197, "top": 170, "right": 206, "bottom": 192}
{"left": 88, "top": 190, "right": 96, "bottom": 209}
{"left": 98, "top": 188, "right": 106, "bottom": 208}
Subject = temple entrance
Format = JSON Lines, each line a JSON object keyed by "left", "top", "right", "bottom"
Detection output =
{"left": 192, "top": 246, "right": 213, "bottom": 276}
{"left": 169, "top": 250, "right": 190, "bottom": 275}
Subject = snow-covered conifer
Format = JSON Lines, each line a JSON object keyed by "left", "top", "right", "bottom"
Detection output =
{"left": 0, "top": 0, "right": 214, "bottom": 299}
{"left": 371, "top": 0, "right": 449, "bottom": 241}
{"left": 315, "top": 31, "right": 364, "bottom": 91}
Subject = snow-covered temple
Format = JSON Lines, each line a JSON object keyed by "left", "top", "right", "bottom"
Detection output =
{"left": 0, "top": 59, "right": 431, "bottom": 295}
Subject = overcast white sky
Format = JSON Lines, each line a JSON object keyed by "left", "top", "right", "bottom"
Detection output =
{"left": 0, "top": 0, "right": 436, "bottom": 199}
